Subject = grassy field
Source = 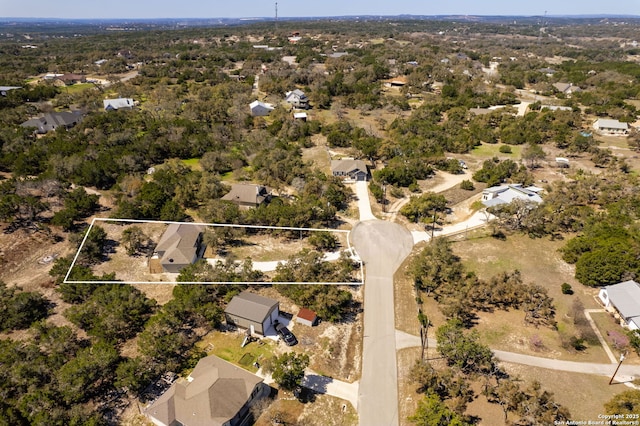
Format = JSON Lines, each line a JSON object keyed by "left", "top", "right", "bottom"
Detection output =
{"left": 180, "top": 157, "right": 201, "bottom": 170}
{"left": 63, "top": 83, "right": 95, "bottom": 94}
{"left": 469, "top": 142, "right": 523, "bottom": 159}
{"left": 197, "top": 330, "right": 277, "bottom": 374}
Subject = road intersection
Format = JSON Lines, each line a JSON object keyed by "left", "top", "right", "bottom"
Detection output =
{"left": 346, "top": 178, "right": 638, "bottom": 425}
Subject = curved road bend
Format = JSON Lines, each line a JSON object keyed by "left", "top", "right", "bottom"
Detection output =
{"left": 351, "top": 220, "right": 414, "bottom": 426}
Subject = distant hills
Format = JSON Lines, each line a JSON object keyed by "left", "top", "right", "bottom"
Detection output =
{"left": 0, "top": 14, "right": 638, "bottom": 32}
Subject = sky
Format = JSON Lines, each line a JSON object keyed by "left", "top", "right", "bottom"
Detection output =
{"left": 2, "top": 0, "right": 640, "bottom": 19}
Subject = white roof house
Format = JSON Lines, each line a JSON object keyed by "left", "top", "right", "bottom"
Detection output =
{"left": 599, "top": 280, "right": 640, "bottom": 330}
{"left": 249, "top": 100, "right": 274, "bottom": 117}
{"left": 481, "top": 184, "right": 543, "bottom": 208}
{"left": 103, "top": 98, "right": 135, "bottom": 111}
{"left": 594, "top": 118, "right": 629, "bottom": 135}
{"left": 284, "top": 89, "right": 309, "bottom": 109}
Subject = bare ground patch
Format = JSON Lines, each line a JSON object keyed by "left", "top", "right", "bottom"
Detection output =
{"left": 500, "top": 362, "right": 622, "bottom": 422}
{"left": 451, "top": 233, "right": 622, "bottom": 363}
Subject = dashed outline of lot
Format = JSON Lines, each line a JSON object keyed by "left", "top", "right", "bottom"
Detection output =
{"left": 65, "top": 217, "right": 363, "bottom": 285}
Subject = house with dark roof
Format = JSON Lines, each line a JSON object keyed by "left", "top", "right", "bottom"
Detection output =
{"left": 221, "top": 184, "right": 270, "bottom": 209}
{"left": 150, "top": 224, "right": 205, "bottom": 273}
{"left": 553, "top": 82, "right": 581, "bottom": 96}
{"left": 284, "top": 89, "right": 309, "bottom": 109}
{"left": 144, "top": 354, "right": 270, "bottom": 426}
{"left": 599, "top": 280, "right": 640, "bottom": 330}
{"left": 21, "top": 111, "right": 84, "bottom": 134}
{"left": 225, "top": 291, "right": 280, "bottom": 336}
{"left": 56, "top": 73, "right": 86, "bottom": 85}
{"left": 481, "top": 184, "right": 543, "bottom": 208}
{"left": 330, "top": 159, "right": 370, "bottom": 181}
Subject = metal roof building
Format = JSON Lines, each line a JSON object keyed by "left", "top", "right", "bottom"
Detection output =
{"left": 224, "top": 291, "right": 279, "bottom": 336}
{"left": 599, "top": 280, "right": 640, "bottom": 330}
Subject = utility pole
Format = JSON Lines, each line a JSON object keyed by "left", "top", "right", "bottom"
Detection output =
{"left": 609, "top": 352, "right": 627, "bottom": 385}
{"left": 275, "top": 2, "right": 278, "bottom": 31}
{"left": 382, "top": 182, "right": 386, "bottom": 213}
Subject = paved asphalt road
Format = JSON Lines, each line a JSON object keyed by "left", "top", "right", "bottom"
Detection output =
{"left": 351, "top": 220, "right": 414, "bottom": 426}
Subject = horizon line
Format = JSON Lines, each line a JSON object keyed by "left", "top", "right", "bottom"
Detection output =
{"left": 2, "top": 13, "right": 639, "bottom": 21}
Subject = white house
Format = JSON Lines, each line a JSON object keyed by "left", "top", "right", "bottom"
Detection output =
{"left": 249, "top": 100, "right": 274, "bottom": 117}
{"left": 284, "top": 89, "right": 309, "bottom": 109}
{"left": 599, "top": 280, "right": 640, "bottom": 330}
{"left": 103, "top": 98, "right": 135, "bottom": 111}
{"left": 481, "top": 184, "right": 543, "bottom": 208}
{"left": 593, "top": 118, "right": 629, "bottom": 136}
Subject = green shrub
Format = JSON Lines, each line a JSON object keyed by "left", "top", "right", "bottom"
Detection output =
{"left": 499, "top": 145, "right": 512, "bottom": 154}
{"left": 561, "top": 283, "right": 573, "bottom": 295}
{"left": 460, "top": 180, "right": 475, "bottom": 191}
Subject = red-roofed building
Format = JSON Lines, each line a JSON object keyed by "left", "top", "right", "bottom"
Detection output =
{"left": 296, "top": 308, "right": 318, "bottom": 327}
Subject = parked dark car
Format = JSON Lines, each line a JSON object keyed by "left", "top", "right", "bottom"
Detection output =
{"left": 275, "top": 322, "right": 298, "bottom": 346}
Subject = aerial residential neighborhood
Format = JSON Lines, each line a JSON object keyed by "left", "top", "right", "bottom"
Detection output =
{"left": 2, "top": 4, "right": 640, "bottom": 426}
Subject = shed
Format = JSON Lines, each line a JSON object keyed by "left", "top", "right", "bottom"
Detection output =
{"left": 225, "top": 292, "right": 279, "bottom": 335}
{"left": 296, "top": 308, "right": 318, "bottom": 327}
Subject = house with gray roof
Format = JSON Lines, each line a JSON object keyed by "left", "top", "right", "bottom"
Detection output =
{"left": 103, "top": 98, "right": 136, "bottom": 111}
{"left": 249, "top": 100, "right": 274, "bottom": 117}
{"left": 0, "top": 86, "right": 21, "bottom": 96}
{"left": 21, "top": 111, "right": 84, "bottom": 134}
{"left": 553, "top": 82, "right": 582, "bottom": 96}
{"left": 221, "top": 184, "right": 270, "bottom": 209}
{"left": 481, "top": 184, "right": 543, "bottom": 208}
{"left": 593, "top": 118, "right": 629, "bottom": 135}
{"left": 284, "top": 89, "right": 309, "bottom": 109}
{"left": 150, "top": 223, "right": 205, "bottom": 273}
{"left": 331, "top": 159, "right": 370, "bottom": 181}
{"left": 225, "top": 291, "right": 279, "bottom": 336}
{"left": 144, "top": 354, "right": 270, "bottom": 426}
{"left": 599, "top": 280, "right": 640, "bottom": 330}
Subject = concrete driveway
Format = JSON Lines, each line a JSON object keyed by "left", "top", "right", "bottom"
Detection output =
{"left": 351, "top": 220, "right": 414, "bottom": 426}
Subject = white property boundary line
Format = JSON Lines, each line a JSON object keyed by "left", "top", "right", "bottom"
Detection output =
{"left": 64, "top": 218, "right": 363, "bottom": 285}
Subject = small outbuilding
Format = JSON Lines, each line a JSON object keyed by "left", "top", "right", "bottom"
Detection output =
{"left": 296, "top": 308, "right": 318, "bottom": 327}
{"left": 225, "top": 291, "right": 280, "bottom": 336}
